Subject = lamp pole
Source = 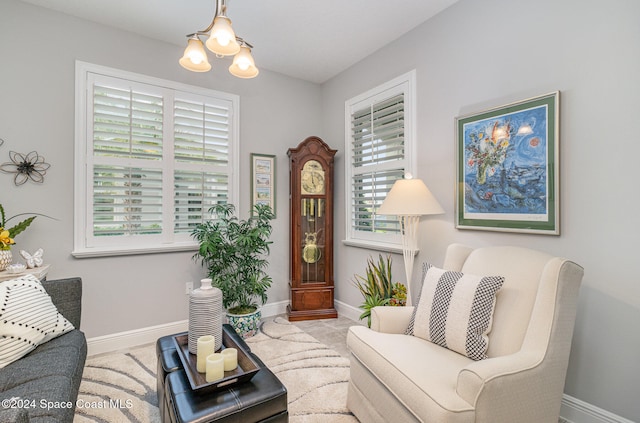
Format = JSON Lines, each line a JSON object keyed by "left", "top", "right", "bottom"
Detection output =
{"left": 399, "top": 215, "right": 420, "bottom": 306}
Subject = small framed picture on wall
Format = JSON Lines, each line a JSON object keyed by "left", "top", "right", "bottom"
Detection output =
{"left": 250, "top": 153, "right": 276, "bottom": 217}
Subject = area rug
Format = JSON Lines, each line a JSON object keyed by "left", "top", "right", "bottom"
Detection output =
{"left": 246, "top": 317, "right": 357, "bottom": 422}
{"left": 74, "top": 343, "right": 159, "bottom": 422}
{"left": 74, "top": 317, "right": 356, "bottom": 422}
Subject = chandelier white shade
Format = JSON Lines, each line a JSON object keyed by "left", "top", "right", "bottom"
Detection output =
{"left": 229, "top": 44, "right": 260, "bottom": 78}
{"left": 378, "top": 174, "right": 444, "bottom": 306}
{"left": 205, "top": 16, "right": 240, "bottom": 56}
{"left": 180, "top": 0, "right": 258, "bottom": 78}
{"left": 179, "top": 36, "right": 212, "bottom": 72}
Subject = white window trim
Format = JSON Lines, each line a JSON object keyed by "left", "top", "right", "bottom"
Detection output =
{"left": 343, "top": 70, "right": 417, "bottom": 251}
{"left": 73, "top": 61, "right": 239, "bottom": 258}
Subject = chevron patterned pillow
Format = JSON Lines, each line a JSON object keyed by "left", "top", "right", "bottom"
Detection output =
{"left": 407, "top": 263, "right": 505, "bottom": 361}
{"left": 0, "top": 275, "right": 75, "bottom": 368}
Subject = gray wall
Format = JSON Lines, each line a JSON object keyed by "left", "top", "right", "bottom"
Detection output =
{"left": 323, "top": 0, "right": 640, "bottom": 421}
{"left": 0, "top": 0, "right": 322, "bottom": 339}
{"left": 2, "top": 0, "right": 639, "bottom": 420}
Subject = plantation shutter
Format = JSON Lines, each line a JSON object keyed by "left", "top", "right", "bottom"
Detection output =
{"left": 173, "top": 98, "right": 231, "bottom": 234}
{"left": 92, "top": 82, "right": 165, "bottom": 237}
{"left": 350, "top": 93, "right": 405, "bottom": 235}
{"left": 81, "top": 68, "right": 237, "bottom": 254}
{"left": 76, "top": 63, "right": 239, "bottom": 256}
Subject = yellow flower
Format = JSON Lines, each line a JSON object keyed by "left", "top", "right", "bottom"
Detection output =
{"left": 0, "top": 229, "right": 15, "bottom": 248}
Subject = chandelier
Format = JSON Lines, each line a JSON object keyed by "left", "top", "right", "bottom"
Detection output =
{"left": 179, "top": 0, "right": 258, "bottom": 79}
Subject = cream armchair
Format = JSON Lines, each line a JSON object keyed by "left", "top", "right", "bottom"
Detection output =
{"left": 347, "top": 244, "right": 583, "bottom": 423}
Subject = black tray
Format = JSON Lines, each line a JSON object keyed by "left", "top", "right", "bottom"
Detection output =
{"left": 173, "top": 330, "right": 261, "bottom": 394}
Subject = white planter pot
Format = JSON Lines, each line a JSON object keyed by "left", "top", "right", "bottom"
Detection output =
{"left": 0, "top": 249, "right": 12, "bottom": 271}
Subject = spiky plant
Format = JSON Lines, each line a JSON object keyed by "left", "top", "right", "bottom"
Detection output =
{"left": 352, "top": 254, "right": 399, "bottom": 327}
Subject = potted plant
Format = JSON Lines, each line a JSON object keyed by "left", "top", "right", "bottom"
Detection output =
{"left": 352, "top": 254, "right": 406, "bottom": 327}
{"left": 0, "top": 204, "right": 41, "bottom": 271}
{"left": 192, "top": 203, "right": 274, "bottom": 338}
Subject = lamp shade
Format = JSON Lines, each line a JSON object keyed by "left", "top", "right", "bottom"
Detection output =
{"left": 378, "top": 178, "right": 444, "bottom": 216}
{"left": 206, "top": 16, "right": 241, "bottom": 56}
{"left": 179, "top": 37, "right": 212, "bottom": 72}
{"left": 229, "top": 46, "right": 259, "bottom": 78}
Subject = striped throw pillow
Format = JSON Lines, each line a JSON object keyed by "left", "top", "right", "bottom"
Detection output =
{"left": 0, "top": 275, "right": 75, "bottom": 368}
{"left": 407, "top": 263, "right": 504, "bottom": 361}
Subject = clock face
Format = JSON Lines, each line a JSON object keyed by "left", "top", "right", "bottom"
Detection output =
{"left": 301, "top": 160, "right": 325, "bottom": 194}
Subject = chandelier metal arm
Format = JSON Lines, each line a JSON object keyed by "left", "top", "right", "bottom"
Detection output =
{"left": 186, "top": 0, "right": 250, "bottom": 44}
{"left": 236, "top": 37, "right": 253, "bottom": 49}
{"left": 190, "top": 0, "right": 224, "bottom": 36}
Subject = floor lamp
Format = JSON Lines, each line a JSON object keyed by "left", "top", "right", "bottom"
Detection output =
{"left": 377, "top": 174, "right": 444, "bottom": 306}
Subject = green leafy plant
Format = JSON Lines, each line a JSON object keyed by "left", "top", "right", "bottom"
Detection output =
{"left": 0, "top": 204, "right": 43, "bottom": 250}
{"left": 192, "top": 203, "right": 274, "bottom": 315}
{"left": 352, "top": 254, "right": 405, "bottom": 327}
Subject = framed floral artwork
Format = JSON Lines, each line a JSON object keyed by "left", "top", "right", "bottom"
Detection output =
{"left": 250, "top": 153, "right": 276, "bottom": 217}
{"left": 455, "top": 92, "right": 560, "bottom": 234}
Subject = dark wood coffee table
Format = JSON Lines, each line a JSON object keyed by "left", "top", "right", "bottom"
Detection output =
{"left": 156, "top": 325, "right": 288, "bottom": 423}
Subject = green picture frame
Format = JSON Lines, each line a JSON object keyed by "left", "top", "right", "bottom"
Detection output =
{"left": 455, "top": 92, "right": 560, "bottom": 235}
{"left": 250, "top": 153, "right": 276, "bottom": 217}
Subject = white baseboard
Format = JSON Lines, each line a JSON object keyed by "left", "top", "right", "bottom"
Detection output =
{"left": 560, "top": 394, "right": 635, "bottom": 423}
{"left": 335, "top": 299, "right": 363, "bottom": 323}
{"left": 260, "top": 300, "right": 289, "bottom": 317}
{"left": 86, "top": 301, "right": 290, "bottom": 356}
{"left": 87, "top": 320, "right": 188, "bottom": 356}
{"left": 262, "top": 299, "right": 362, "bottom": 323}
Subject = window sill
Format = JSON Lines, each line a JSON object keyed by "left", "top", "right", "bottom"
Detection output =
{"left": 342, "top": 239, "right": 408, "bottom": 255}
{"left": 72, "top": 243, "right": 198, "bottom": 258}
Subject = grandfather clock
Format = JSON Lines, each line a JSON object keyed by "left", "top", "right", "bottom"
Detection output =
{"left": 287, "top": 136, "right": 337, "bottom": 321}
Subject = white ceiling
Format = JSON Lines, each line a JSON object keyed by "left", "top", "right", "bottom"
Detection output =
{"left": 18, "top": 0, "right": 459, "bottom": 83}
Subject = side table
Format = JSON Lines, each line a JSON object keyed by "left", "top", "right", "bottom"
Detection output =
{"left": 0, "top": 263, "right": 50, "bottom": 282}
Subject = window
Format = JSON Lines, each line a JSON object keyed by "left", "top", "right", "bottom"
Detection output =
{"left": 74, "top": 62, "right": 239, "bottom": 257}
{"left": 344, "top": 71, "right": 416, "bottom": 250}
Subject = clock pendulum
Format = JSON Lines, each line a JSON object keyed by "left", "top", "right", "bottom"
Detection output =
{"left": 302, "top": 199, "right": 320, "bottom": 264}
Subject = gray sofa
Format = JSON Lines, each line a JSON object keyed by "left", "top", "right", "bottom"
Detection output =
{"left": 0, "top": 277, "right": 87, "bottom": 423}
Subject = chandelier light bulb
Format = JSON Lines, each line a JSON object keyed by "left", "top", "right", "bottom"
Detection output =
{"left": 189, "top": 51, "right": 204, "bottom": 65}
{"left": 216, "top": 33, "right": 232, "bottom": 47}
{"left": 237, "top": 57, "right": 251, "bottom": 71}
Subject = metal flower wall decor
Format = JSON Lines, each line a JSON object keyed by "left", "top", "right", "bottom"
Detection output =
{"left": 0, "top": 150, "right": 51, "bottom": 185}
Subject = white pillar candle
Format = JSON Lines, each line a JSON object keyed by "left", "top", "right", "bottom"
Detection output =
{"left": 196, "top": 335, "right": 216, "bottom": 373}
{"left": 206, "top": 353, "right": 225, "bottom": 382}
{"left": 221, "top": 348, "right": 238, "bottom": 371}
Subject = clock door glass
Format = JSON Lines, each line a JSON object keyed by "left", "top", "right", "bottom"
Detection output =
{"left": 301, "top": 197, "right": 325, "bottom": 283}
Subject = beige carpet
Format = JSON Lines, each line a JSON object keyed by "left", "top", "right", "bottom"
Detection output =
{"left": 246, "top": 317, "right": 357, "bottom": 422}
{"left": 74, "top": 317, "right": 357, "bottom": 422}
{"left": 74, "top": 343, "right": 159, "bottom": 422}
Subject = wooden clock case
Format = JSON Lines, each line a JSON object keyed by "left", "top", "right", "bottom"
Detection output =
{"left": 286, "top": 136, "right": 337, "bottom": 321}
